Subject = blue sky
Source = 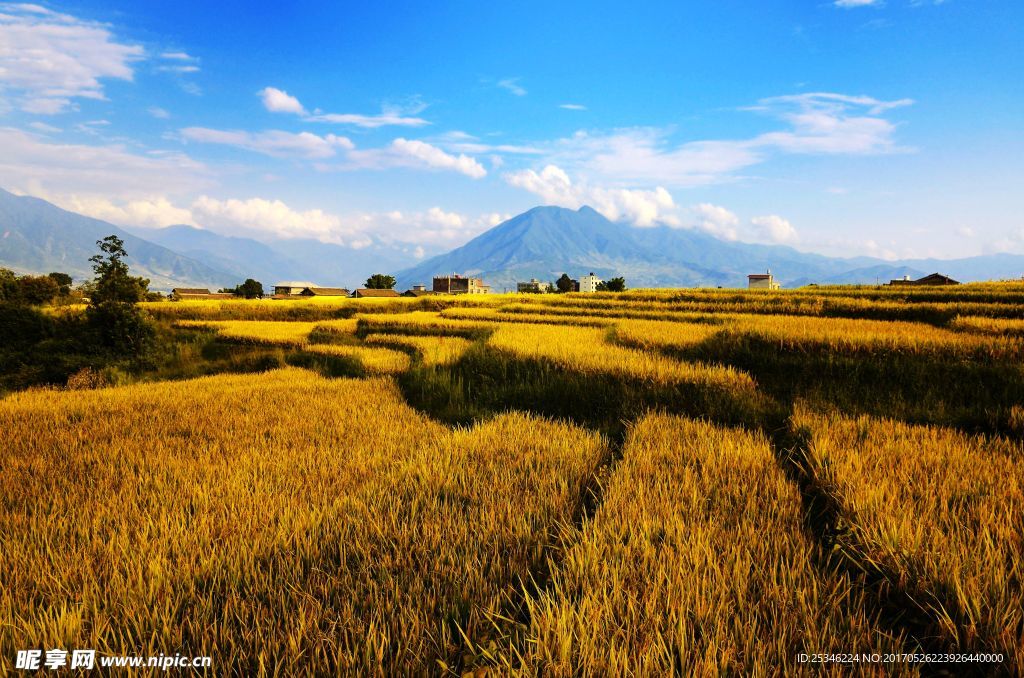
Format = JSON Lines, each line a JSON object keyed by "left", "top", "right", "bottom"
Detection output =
{"left": 1, "top": 0, "right": 1021, "bottom": 260}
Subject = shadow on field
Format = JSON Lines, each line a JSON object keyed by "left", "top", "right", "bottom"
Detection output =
{"left": 771, "top": 423, "right": 1009, "bottom": 676}
{"left": 618, "top": 331, "right": 1024, "bottom": 438}
{"left": 392, "top": 340, "right": 1015, "bottom": 675}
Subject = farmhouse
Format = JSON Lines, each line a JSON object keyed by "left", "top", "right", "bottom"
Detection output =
{"left": 433, "top": 274, "right": 491, "bottom": 294}
{"left": 517, "top": 278, "right": 552, "bottom": 293}
{"left": 578, "top": 272, "right": 602, "bottom": 293}
{"left": 353, "top": 288, "right": 402, "bottom": 298}
{"left": 889, "top": 273, "right": 961, "bottom": 286}
{"left": 300, "top": 287, "right": 350, "bottom": 297}
{"left": 402, "top": 286, "right": 437, "bottom": 297}
{"left": 747, "top": 271, "right": 781, "bottom": 290}
{"left": 170, "top": 288, "right": 234, "bottom": 300}
{"left": 274, "top": 281, "right": 318, "bottom": 296}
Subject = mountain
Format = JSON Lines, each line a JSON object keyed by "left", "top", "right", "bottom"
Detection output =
{"left": 132, "top": 224, "right": 421, "bottom": 290}
{"left": 396, "top": 205, "right": 1024, "bottom": 289}
{"left": 130, "top": 224, "right": 296, "bottom": 284}
{"left": 0, "top": 188, "right": 235, "bottom": 289}
{"left": 5, "top": 192, "right": 1024, "bottom": 292}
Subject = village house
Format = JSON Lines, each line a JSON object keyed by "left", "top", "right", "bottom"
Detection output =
{"left": 433, "top": 274, "right": 491, "bottom": 294}
{"left": 170, "top": 288, "right": 234, "bottom": 300}
{"left": 888, "top": 273, "right": 960, "bottom": 286}
{"left": 300, "top": 287, "right": 350, "bottom": 297}
{"left": 517, "top": 278, "right": 552, "bottom": 293}
{"left": 273, "top": 281, "right": 318, "bottom": 296}
{"left": 402, "top": 284, "right": 437, "bottom": 297}
{"left": 578, "top": 272, "right": 602, "bottom": 293}
{"left": 353, "top": 288, "right": 402, "bottom": 298}
{"left": 747, "top": 271, "right": 781, "bottom": 290}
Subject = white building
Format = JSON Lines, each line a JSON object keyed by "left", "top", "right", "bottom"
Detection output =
{"left": 517, "top": 278, "right": 552, "bottom": 293}
{"left": 274, "top": 281, "right": 318, "bottom": 296}
{"left": 747, "top": 271, "right": 780, "bottom": 290}
{"left": 579, "top": 272, "right": 603, "bottom": 293}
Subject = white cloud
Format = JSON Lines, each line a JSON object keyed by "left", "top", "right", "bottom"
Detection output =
{"left": 148, "top": 106, "right": 170, "bottom": 119}
{"left": 531, "top": 92, "right": 912, "bottom": 188}
{"left": 347, "top": 207, "right": 508, "bottom": 248}
{"left": 751, "top": 214, "right": 799, "bottom": 244}
{"left": 389, "top": 138, "right": 486, "bottom": 178}
{"left": 159, "top": 51, "right": 196, "bottom": 61}
{"left": 835, "top": 0, "right": 882, "bottom": 7}
{"left": 180, "top": 127, "right": 354, "bottom": 159}
{"left": 304, "top": 109, "right": 429, "bottom": 128}
{"left": 750, "top": 92, "right": 913, "bottom": 154}
{"left": 28, "top": 121, "right": 61, "bottom": 133}
{"left": 74, "top": 119, "right": 110, "bottom": 135}
{"left": 956, "top": 226, "right": 975, "bottom": 238}
{"left": 261, "top": 87, "right": 431, "bottom": 127}
{"left": 191, "top": 195, "right": 359, "bottom": 243}
{"left": 157, "top": 64, "right": 199, "bottom": 74}
{"left": 689, "top": 203, "right": 740, "bottom": 240}
{"left": 258, "top": 86, "right": 306, "bottom": 115}
{"left": 155, "top": 50, "right": 199, "bottom": 75}
{"left": 547, "top": 128, "right": 761, "bottom": 187}
{"left": 0, "top": 3, "right": 144, "bottom": 113}
{"left": 505, "top": 164, "right": 677, "bottom": 227}
{"left": 559, "top": 103, "right": 587, "bottom": 110}
{"left": 0, "top": 126, "right": 210, "bottom": 199}
{"left": 497, "top": 77, "right": 527, "bottom": 96}
{"left": 430, "top": 131, "right": 543, "bottom": 155}
{"left": 59, "top": 194, "right": 195, "bottom": 228}
{"left": 189, "top": 196, "right": 497, "bottom": 248}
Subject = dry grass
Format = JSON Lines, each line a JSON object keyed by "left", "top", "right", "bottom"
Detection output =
{"left": 486, "top": 323, "right": 754, "bottom": 391}
{"left": 363, "top": 333, "right": 474, "bottom": 367}
{"left": 793, "top": 406, "right": 1024, "bottom": 671}
{"left": 949, "top": 315, "right": 1024, "bottom": 336}
{"left": 301, "top": 343, "right": 413, "bottom": 374}
{"left": 357, "top": 311, "right": 496, "bottom": 336}
{"left": 610, "top": 318, "right": 724, "bottom": 351}
{"left": 441, "top": 306, "right": 616, "bottom": 327}
{"left": 0, "top": 369, "right": 608, "bottom": 674}
{"left": 522, "top": 414, "right": 910, "bottom": 675}
{"left": 174, "top": 319, "right": 319, "bottom": 346}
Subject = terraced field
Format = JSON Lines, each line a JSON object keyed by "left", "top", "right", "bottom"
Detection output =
{"left": 4, "top": 283, "right": 1023, "bottom": 674}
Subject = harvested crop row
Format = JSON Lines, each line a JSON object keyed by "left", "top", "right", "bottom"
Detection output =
{"left": 174, "top": 319, "right": 321, "bottom": 346}
{"left": 301, "top": 343, "right": 412, "bottom": 374}
{"left": 363, "top": 333, "right": 474, "bottom": 367}
{"left": 486, "top": 323, "right": 753, "bottom": 391}
{"left": 441, "top": 306, "right": 616, "bottom": 327}
{"left": 357, "top": 311, "right": 495, "bottom": 337}
{"left": 522, "top": 414, "right": 911, "bottom": 675}
{"left": 792, "top": 407, "right": 1023, "bottom": 672}
{"left": 0, "top": 369, "right": 609, "bottom": 674}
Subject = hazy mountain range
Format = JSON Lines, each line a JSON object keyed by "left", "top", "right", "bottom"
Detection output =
{"left": 3, "top": 188, "right": 1024, "bottom": 290}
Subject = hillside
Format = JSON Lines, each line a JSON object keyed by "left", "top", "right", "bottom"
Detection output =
{"left": 397, "top": 205, "right": 1024, "bottom": 289}
{"left": 136, "top": 224, "right": 419, "bottom": 289}
{"left": 0, "top": 188, "right": 234, "bottom": 289}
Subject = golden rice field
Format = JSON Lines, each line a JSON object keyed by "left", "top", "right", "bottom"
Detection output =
{"left": 4, "top": 283, "right": 1024, "bottom": 674}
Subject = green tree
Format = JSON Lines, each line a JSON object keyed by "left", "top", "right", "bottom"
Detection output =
{"left": 48, "top": 272, "right": 74, "bottom": 295}
{"left": 89, "top": 236, "right": 150, "bottom": 304}
{"left": 86, "top": 236, "right": 154, "bottom": 354}
{"left": 0, "top": 268, "right": 19, "bottom": 303}
{"left": 17, "top": 275, "right": 60, "bottom": 305}
{"left": 597, "top": 276, "right": 626, "bottom": 292}
{"left": 365, "top": 273, "right": 396, "bottom": 289}
{"left": 556, "top": 273, "right": 576, "bottom": 293}
{"left": 234, "top": 278, "right": 264, "bottom": 299}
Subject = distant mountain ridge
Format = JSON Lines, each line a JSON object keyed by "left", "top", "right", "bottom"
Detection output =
{"left": 3, "top": 189, "right": 1024, "bottom": 290}
{"left": 396, "top": 205, "right": 1024, "bottom": 289}
{"left": 0, "top": 188, "right": 235, "bottom": 289}
{"left": 133, "top": 224, "right": 419, "bottom": 289}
